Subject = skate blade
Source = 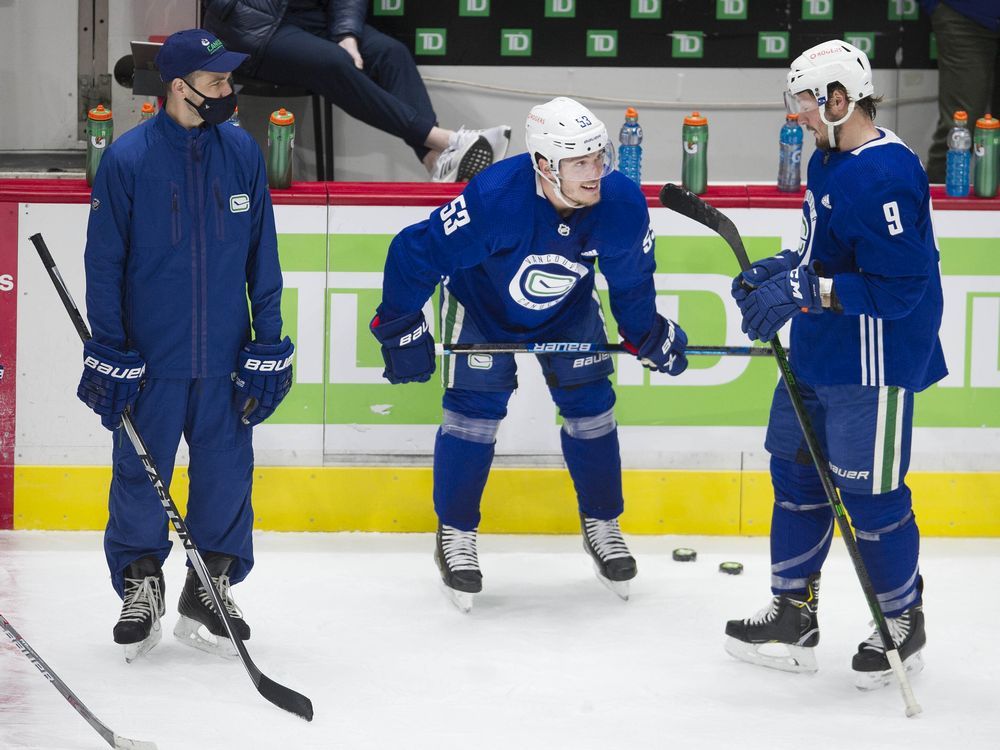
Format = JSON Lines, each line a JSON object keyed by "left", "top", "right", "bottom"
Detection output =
{"left": 724, "top": 636, "right": 818, "bottom": 674}
{"left": 123, "top": 621, "right": 161, "bottom": 664}
{"left": 173, "top": 615, "right": 238, "bottom": 659}
{"left": 854, "top": 650, "right": 924, "bottom": 691}
{"left": 592, "top": 563, "right": 630, "bottom": 601}
{"left": 439, "top": 583, "right": 474, "bottom": 614}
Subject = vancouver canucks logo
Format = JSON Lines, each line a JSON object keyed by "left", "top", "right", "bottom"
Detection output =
{"left": 508, "top": 253, "right": 589, "bottom": 311}
{"left": 797, "top": 189, "right": 818, "bottom": 265}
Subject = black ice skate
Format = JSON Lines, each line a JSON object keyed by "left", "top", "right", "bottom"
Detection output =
{"left": 173, "top": 553, "right": 250, "bottom": 658}
{"left": 580, "top": 513, "right": 637, "bottom": 601}
{"left": 113, "top": 556, "right": 165, "bottom": 663}
{"left": 725, "top": 573, "right": 821, "bottom": 673}
{"left": 434, "top": 524, "right": 482, "bottom": 614}
{"left": 852, "top": 605, "right": 926, "bottom": 690}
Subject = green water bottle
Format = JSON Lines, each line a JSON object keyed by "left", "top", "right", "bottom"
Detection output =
{"left": 973, "top": 113, "right": 999, "bottom": 198}
{"left": 682, "top": 111, "right": 708, "bottom": 195}
{"left": 86, "top": 104, "right": 113, "bottom": 187}
{"left": 267, "top": 108, "right": 295, "bottom": 189}
{"left": 139, "top": 102, "right": 155, "bottom": 122}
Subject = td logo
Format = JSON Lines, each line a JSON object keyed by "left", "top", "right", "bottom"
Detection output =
{"left": 672, "top": 32, "right": 704, "bottom": 58}
{"left": 415, "top": 28, "right": 446, "bottom": 56}
{"left": 501, "top": 29, "right": 533, "bottom": 57}
{"left": 717, "top": 0, "right": 747, "bottom": 19}
{"left": 372, "top": 0, "right": 403, "bottom": 15}
{"left": 632, "top": 0, "right": 662, "bottom": 18}
{"left": 587, "top": 30, "right": 618, "bottom": 57}
{"left": 888, "top": 0, "right": 919, "bottom": 20}
{"left": 802, "top": 0, "right": 834, "bottom": 20}
{"left": 845, "top": 32, "right": 875, "bottom": 58}
{"left": 459, "top": 0, "right": 489, "bottom": 15}
{"left": 758, "top": 32, "right": 790, "bottom": 59}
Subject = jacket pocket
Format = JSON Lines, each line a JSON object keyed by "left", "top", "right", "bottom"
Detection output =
{"left": 170, "top": 182, "right": 182, "bottom": 245}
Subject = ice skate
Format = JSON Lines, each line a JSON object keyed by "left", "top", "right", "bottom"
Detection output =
{"left": 430, "top": 126, "right": 512, "bottom": 182}
{"left": 113, "top": 556, "right": 165, "bottom": 664}
{"left": 579, "top": 513, "right": 636, "bottom": 601}
{"left": 173, "top": 553, "right": 250, "bottom": 658}
{"left": 724, "top": 573, "right": 820, "bottom": 673}
{"left": 852, "top": 605, "right": 926, "bottom": 690}
{"left": 434, "top": 524, "right": 482, "bottom": 613}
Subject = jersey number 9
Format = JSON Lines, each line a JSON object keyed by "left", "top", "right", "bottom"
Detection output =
{"left": 882, "top": 201, "right": 904, "bottom": 236}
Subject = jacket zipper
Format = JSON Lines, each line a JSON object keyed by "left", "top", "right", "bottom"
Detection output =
{"left": 213, "top": 180, "right": 226, "bottom": 241}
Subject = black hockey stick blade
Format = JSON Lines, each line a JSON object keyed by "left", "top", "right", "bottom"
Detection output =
{"left": 258, "top": 674, "right": 314, "bottom": 722}
{"left": 658, "top": 184, "right": 752, "bottom": 271}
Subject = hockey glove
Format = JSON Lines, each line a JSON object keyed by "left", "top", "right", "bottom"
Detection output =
{"left": 738, "top": 263, "right": 822, "bottom": 342}
{"left": 77, "top": 340, "right": 146, "bottom": 431}
{"left": 621, "top": 314, "right": 689, "bottom": 376}
{"left": 370, "top": 309, "right": 436, "bottom": 384}
{"left": 731, "top": 250, "right": 799, "bottom": 304}
{"left": 233, "top": 336, "right": 295, "bottom": 427}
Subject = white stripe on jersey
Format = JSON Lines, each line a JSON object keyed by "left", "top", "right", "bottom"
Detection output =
{"left": 872, "top": 386, "right": 888, "bottom": 493}
{"left": 876, "top": 319, "right": 885, "bottom": 388}
{"left": 890, "top": 387, "right": 906, "bottom": 492}
{"left": 860, "top": 316, "right": 869, "bottom": 386}
{"left": 442, "top": 286, "right": 466, "bottom": 390}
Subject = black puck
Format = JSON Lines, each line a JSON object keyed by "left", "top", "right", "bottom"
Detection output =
{"left": 719, "top": 561, "right": 744, "bottom": 575}
{"left": 672, "top": 547, "right": 697, "bottom": 562}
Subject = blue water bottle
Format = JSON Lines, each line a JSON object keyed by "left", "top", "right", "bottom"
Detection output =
{"left": 946, "top": 110, "right": 971, "bottom": 197}
{"left": 777, "top": 113, "right": 803, "bottom": 192}
{"left": 618, "top": 107, "right": 643, "bottom": 186}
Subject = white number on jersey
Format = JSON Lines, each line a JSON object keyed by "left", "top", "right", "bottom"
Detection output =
{"left": 883, "top": 201, "right": 904, "bottom": 236}
{"left": 440, "top": 195, "right": 471, "bottom": 236}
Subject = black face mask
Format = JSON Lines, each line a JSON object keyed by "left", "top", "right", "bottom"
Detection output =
{"left": 183, "top": 79, "right": 237, "bottom": 126}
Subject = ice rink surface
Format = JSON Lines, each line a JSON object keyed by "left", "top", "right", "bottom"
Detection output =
{"left": 1, "top": 530, "right": 998, "bottom": 750}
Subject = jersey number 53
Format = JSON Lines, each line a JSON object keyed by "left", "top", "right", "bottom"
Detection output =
{"left": 440, "top": 195, "right": 471, "bottom": 236}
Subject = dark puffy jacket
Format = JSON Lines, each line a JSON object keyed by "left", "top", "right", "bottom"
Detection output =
{"left": 202, "top": 0, "right": 368, "bottom": 74}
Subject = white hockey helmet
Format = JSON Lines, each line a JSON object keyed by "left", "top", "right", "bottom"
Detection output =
{"left": 525, "top": 97, "right": 614, "bottom": 206}
{"left": 785, "top": 39, "right": 874, "bottom": 148}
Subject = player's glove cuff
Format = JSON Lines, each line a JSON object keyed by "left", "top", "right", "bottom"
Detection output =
{"left": 370, "top": 309, "right": 436, "bottom": 385}
{"left": 621, "top": 314, "right": 688, "bottom": 376}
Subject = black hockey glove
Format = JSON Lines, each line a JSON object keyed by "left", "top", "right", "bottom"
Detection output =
{"left": 77, "top": 340, "right": 146, "bottom": 431}
{"left": 370, "top": 309, "right": 436, "bottom": 384}
{"left": 621, "top": 314, "right": 688, "bottom": 376}
{"left": 233, "top": 336, "right": 295, "bottom": 427}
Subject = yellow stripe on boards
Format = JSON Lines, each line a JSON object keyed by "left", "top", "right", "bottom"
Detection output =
{"left": 12, "top": 466, "right": 1000, "bottom": 537}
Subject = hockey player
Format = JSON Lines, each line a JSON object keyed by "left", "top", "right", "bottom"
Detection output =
{"left": 78, "top": 30, "right": 294, "bottom": 661}
{"left": 370, "top": 97, "right": 688, "bottom": 612}
{"left": 725, "top": 40, "right": 947, "bottom": 688}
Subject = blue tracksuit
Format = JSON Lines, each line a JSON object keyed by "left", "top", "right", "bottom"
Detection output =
{"left": 85, "top": 110, "right": 284, "bottom": 595}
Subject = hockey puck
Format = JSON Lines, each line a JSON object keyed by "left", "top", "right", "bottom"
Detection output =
{"left": 719, "top": 561, "right": 744, "bottom": 575}
{"left": 672, "top": 547, "right": 697, "bottom": 562}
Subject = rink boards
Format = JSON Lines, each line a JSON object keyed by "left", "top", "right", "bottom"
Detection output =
{"left": 1, "top": 181, "right": 998, "bottom": 535}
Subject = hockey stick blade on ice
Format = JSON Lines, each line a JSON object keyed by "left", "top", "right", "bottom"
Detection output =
{"left": 30, "top": 233, "right": 314, "bottom": 723}
{"left": 656, "top": 189, "right": 922, "bottom": 718}
{"left": 1, "top": 612, "right": 158, "bottom": 749}
{"left": 437, "top": 342, "right": 773, "bottom": 356}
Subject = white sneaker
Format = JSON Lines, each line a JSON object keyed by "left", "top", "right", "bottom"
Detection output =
{"left": 430, "top": 125, "right": 512, "bottom": 182}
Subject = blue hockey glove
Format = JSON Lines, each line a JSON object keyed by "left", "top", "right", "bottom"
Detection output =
{"left": 77, "top": 340, "right": 146, "bottom": 431}
{"left": 731, "top": 250, "right": 799, "bottom": 304}
{"left": 621, "top": 314, "right": 688, "bottom": 376}
{"left": 739, "top": 263, "right": 822, "bottom": 342}
{"left": 233, "top": 336, "right": 294, "bottom": 427}
{"left": 370, "top": 309, "right": 436, "bottom": 384}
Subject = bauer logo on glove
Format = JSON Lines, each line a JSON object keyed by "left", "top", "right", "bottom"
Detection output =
{"left": 233, "top": 336, "right": 295, "bottom": 427}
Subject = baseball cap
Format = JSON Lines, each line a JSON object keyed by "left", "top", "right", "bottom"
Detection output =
{"left": 155, "top": 29, "right": 248, "bottom": 82}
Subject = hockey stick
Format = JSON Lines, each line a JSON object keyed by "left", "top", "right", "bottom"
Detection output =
{"left": 1, "top": 612, "right": 158, "bottom": 749}
{"left": 658, "top": 184, "right": 922, "bottom": 718}
{"left": 29, "top": 233, "right": 314, "bottom": 723}
{"left": 436, "top": 342, "right": 773, "bottom": 356}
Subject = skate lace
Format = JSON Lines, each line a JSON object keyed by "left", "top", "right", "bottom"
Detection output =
{"left": 119, "top": 575, "right": 163, "bottom": 624}
{"left": 197, "top": 574, "right": 245, "bottom": 621}
{"left": 440, "top": 526, "right": 480, "bottom": 572}
{"left": 861, "top": 612, "right": 910, "bottom": 652}
{"left": 745, "top": 597, "right": 781, "bottom": 626}
{"left": 583, "top": 517, "right": 632, "bottom": 562}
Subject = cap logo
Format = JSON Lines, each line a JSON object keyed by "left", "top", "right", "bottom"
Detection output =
{"left": 203, "top": 38, "right": 224, "bottom": 54}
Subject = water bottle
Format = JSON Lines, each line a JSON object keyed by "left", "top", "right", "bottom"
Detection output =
{"left": 777, "top": 113, "right": 804, "bottom": 193}
{"left": 267, "top": 108, "right": 295, "bottom": 189}
{"left": 228, "top": 105, "right": 241, "bottom": 127}
{"left": 681, "top": 111, "right": 708, "bottom": 195}
{"left": 945, "top": 110, "right": 971, "bottom": 197}
{"left": 973, "top": 113, "right": 999, "bottom": 198}
{"left": 139, "top": 102, "right": 156, "bottom": 122}
{"left": 618, "top": 106, "right": 643, "bottom": 186}
{"left": 86, "top": 104, "right": 113, "bottom": 187}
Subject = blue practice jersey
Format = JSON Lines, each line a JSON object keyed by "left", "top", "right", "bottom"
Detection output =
{"left": 790, "top": 128, "right": 947, "bottom": 392}
{"left": 379, "top": 154, "right": 658, "bottom": 345}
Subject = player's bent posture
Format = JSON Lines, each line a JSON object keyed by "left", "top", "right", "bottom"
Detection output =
{"left": 725, "top": 40, "right": 947, "bottom": 689}
{"left": 370, "top": 97, "right": 688, "bottom": 611}
{"left": 79, "top": 30, "right": 294, "bottom": 661}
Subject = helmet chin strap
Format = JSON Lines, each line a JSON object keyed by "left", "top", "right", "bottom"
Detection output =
{"left": 539, "top": 170, "right": 586, "bottom": 209}
{"left": 818, "top": 100, "right": 855, "bottom": 149}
